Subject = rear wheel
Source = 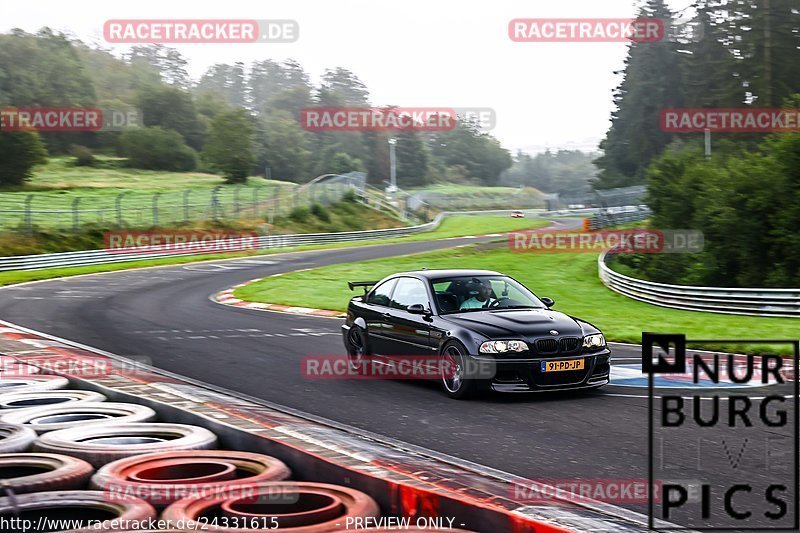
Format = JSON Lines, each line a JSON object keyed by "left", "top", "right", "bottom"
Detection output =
{"left": 440, "top": 341, "right": 480, "bottom": 400}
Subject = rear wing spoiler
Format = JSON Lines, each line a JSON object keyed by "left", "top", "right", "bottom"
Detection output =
{"left": 348, "top": 281, "right": 379, "bottom": 295}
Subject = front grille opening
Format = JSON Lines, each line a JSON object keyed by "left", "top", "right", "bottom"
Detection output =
{"left": 535, "top": 337, "right": 580, "bottom": 354}
{"left": 536, "top": 339, "right": 558, "bottom": 353}
{"left": 559, "top": 337, "right": 580, "bottom": 353}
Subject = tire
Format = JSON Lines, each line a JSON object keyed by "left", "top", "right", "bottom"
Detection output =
{"left": 0, "top": 375, "right": 69, "bottom": 394}
{"left": 0, "top": 453, "right": 93, "bottom": 493}
{"left": 34, "top": 423, "right": 218, "bottom": 467}
{"left": 346, "top": 326, "right": 368, "bottom": 372}
{"left": 0, "top": 402, "right": 156, "bottom": 434}
{"left": 0, "top": 490, "right": 155, "bottom": 532}
{"left": 91, "top": 450, "right": 291, "bottom": 506}
{"left": 162, "top": 481, "right": 379, "bottom": 532}
{"left": 0, "top": 422, "right": 37, "bottom": 453}
{"left": 440, "top": 341, "right": 480, "bottom": 400}
{"left": 0, "top": 390, "right": 106, "bottom": 410}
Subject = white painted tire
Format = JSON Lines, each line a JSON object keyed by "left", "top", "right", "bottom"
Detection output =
{"left": 0, "top": 402, "right": 156, "bottom": 433}
{"left": 0, "top": 375, "right": 69, "bottom": 394}
{"left": 34, "top": 423, "right": 218, "bottom": 467}
{"left": 0, "top": 422, "right": 37, "bottom": 453}
{"left": 0, "top": 390, "right": 106, "bottom": 410}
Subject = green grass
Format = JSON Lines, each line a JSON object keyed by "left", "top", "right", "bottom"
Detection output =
{"left": 396, "top": 215, "right": 547, "bottom": 241}
{"left": 234, "top": 245, "right": 799, "bottom": 354}
{"left": 22, "top": 156, "right": 293, "bottom": 191}
{"left": 410, "top": 184, "right": 544, "bottom": 209}
{"left": 0, "top": 157, "right": 299, "bottom": 230}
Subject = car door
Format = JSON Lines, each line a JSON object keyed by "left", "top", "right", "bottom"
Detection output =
{"left": 362, "top": 278, "right": 397, "bottom": 355}
{"left": 385, "top": 277, "right": 434, "bottom": 357}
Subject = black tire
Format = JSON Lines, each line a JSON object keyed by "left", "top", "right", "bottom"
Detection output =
{"left": 0, "top": 423, "right": 37, "bottom": 453}
{"left": 34, "top": 423, "right": 219, "bottom": 467}
{"left": 440, "top": 341, "right": 480, "bottom": 400}
{"left": 346, "top": 326, "right": 369, "bottom": 372}
{"left": 0, "top": 453, "right": 94, "bottom": 493}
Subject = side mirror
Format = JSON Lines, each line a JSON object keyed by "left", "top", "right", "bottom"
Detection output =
{"left": 540, "top": 297, "right": 555, "bottom": 308}
{"left": 407, "top": 303, "right": 430, "bottom": 315}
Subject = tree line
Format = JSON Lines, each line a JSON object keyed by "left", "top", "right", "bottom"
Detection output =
{"left": 0, "top": 29, "right": 512, "bottom": 186}
{"left": 595, "top": 0, "right": 800, "bottom": 188}
{"left": 602, "top": 0, "right": 800, "bottom": 287}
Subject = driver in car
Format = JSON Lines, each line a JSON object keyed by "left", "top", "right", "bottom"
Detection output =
{"left": 460, "top": 279, "right": 496, "bottom": 309}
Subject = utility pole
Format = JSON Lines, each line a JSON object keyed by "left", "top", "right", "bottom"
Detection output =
{"left": 387, "top": 138, "right": 398, "bottom": 193}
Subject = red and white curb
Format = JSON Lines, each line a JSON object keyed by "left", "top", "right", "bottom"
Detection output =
{"left": 212, "top": 276, "right": 345, "bottom": 318}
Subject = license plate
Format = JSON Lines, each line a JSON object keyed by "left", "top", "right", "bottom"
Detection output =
{"left": 541, "top": 359, "right": 584, "bottom": 372}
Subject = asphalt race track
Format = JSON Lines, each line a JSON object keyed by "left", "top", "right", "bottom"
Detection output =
{"left": 0, "top": 220, "right": 795, "bottom": 527}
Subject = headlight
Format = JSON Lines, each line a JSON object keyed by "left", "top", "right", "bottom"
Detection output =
{"left": 479, "top": 340, "right": 528, "bottom": 353}
{"left": 583, "top": 333, "right": 606, "bottom": 350}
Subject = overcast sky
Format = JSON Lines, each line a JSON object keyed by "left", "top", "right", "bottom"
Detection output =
{"left": 7, "top": 0, "right": 692, "bottom": 154}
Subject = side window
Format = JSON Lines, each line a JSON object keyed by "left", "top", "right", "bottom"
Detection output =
{"left": 367, "top": 279, "right": 396, "bottom": 307}
{"left": 391, "top": 278, "right": 429, "bottom": 311}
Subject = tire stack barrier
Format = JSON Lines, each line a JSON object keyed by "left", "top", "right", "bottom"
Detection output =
{"left": 0, "top": 322, "right": 658, "bottom": 532}
{"left": 0, "top": 360, "right": 417, "bottom": 532}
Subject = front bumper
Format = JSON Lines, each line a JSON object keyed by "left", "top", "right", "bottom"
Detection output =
{"left": 484, "top": 348, "right": 611, "bottom": 393}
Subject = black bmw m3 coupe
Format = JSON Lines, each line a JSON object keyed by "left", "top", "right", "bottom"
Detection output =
{"left": 342, "top": 269, "right": 611, "bottom": 399}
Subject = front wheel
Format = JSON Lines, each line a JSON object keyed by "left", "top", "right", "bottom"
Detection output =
{"left": 346, "top": 327, "right": 368, "bottom": 372}
{"left": 440, "top": 341, "right": 481, "bottom": 400}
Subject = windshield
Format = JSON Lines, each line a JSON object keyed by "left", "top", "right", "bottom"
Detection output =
{"left": 430, "top": 275, "right": 545, "bottom": 314}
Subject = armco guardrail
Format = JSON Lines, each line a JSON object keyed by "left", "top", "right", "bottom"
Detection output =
{"left": 0, "top": 209, "right": 549, "bottom": 272}
{"left": 599, "top": 250, "right": 800, "bottom": 317}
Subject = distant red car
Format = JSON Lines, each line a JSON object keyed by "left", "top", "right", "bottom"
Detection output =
{"left": 511, "top": 210, "right": 525, "bottom": 218}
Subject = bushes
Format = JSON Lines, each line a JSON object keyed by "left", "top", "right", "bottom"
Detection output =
{"left": 0, "top": 130, "right": 48, "bottom": 186}
{"left": 119, "top": 127, "right": 197, "bottom": 171}
{"left": 71, "top": 145, "right": 96, "bottom": 167}
{"left": 632, "top": 131, "right": 800, "bottom": 287}
{"left": 309, "top": 203, "right": 331, "bottom": 222}
{"left": 288, "top": 206, "right": 310, "bottom": 223}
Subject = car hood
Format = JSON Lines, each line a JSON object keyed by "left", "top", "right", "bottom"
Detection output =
{"left": 442, "top": 309, "right": 585, "bottom": 339}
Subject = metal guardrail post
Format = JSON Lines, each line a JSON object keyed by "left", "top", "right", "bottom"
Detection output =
{"left": 183, "top": 190, "right": 191, "bottom": 223}
{"left": 152, "top": 192, "right": 162, "bottom": 227}
{"left": 115, "top": 191, "right": 131, "bottom": 227}
{"left": 211, "top": 186, "right": 222, "bottom": 221}
{"left": 251, "top": 187, "right": 260, "bottom": 218}
{"left": 270, "top": 185, "right": 278, "bottom": 224}
{"left": 71, "top": 197, "right": 81, "bottom": 232}
{"left": 234, "top": 186, "right": 242, "bottom": 218}
{"left": 24, "top": 194, "right": 34, "bottom": 234}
